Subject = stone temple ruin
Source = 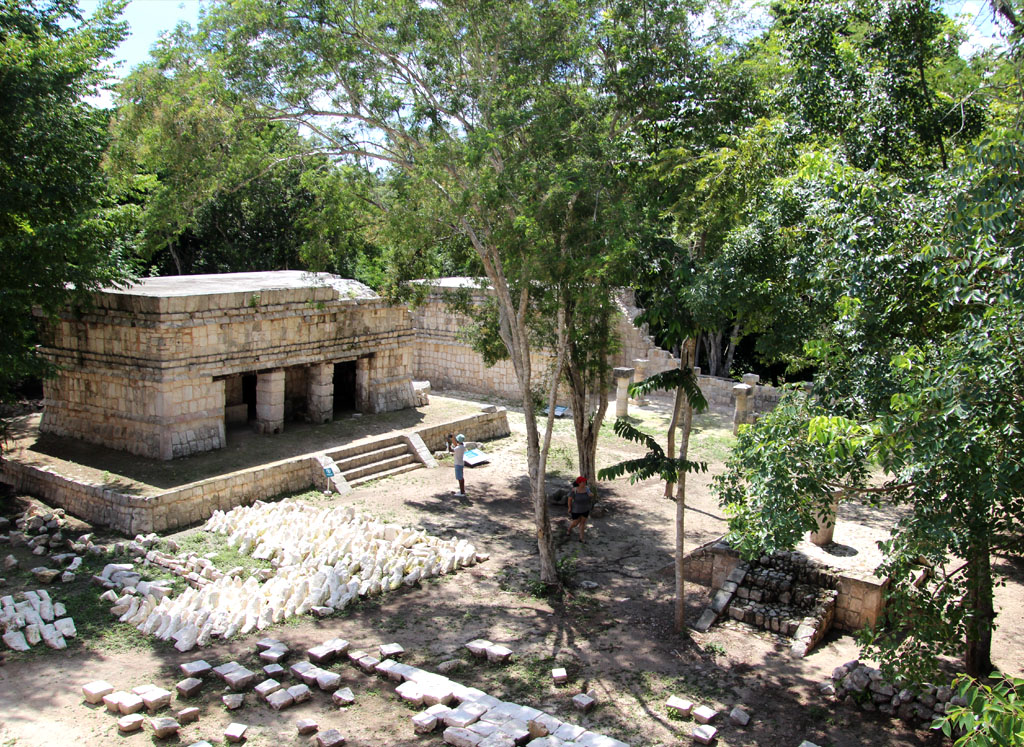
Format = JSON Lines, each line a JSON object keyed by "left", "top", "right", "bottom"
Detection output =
{"left": 37, "top": 272, "right": 416, "bottom": 460}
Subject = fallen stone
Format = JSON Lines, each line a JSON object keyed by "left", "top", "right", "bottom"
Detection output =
{"left": 288, "top": 683, "right": 312, "bottom": 703}
{"left": 728, "top": 706, "right": 750, "bottom": 726}
{"left": 259, "top": 646, "right": 289, "bottom": 663}
{"left": 693, "top": 705, "right": 718, "bottom": 724}
{"left": 255, "top": 679, "right": 283, "bottom": 699}
{"left": 693, "top": 608, "right": 717, "bottom": 633}
{"left": 379, "top": 642, "right": 405, "bottom": 659}
{"left": 177, "top": 678, "right": 203, "bottom": 698}
{"left": 397, "top": 681, "right": 425, "bottom": 707}
{"left": 554, "top": 722, "right": 586, "bottom": 741}
{"left": 177, "top": 706, "right": 200, "bottom": 724}
{"left": 444, "top": 702, "right": 488, "bottom": 728}
{"left": 357, "top": 654, "right": 381, "bottom": 673}
{"left": 256, "top": 637, "right": 283, "bottom": 651}
{"left": 224, "top": 667, "right": 257, "bottom": 691}
{"left": 30, "top": 567, "right": 60, "bottom": 584}
{"left": 224, "top": 722, "right": 248, "bottom": 743}
{"left": 53, "top": 618, "right": 76, "bottom": 638}
{"left": 142, "top": 687, "right": 173, "bottom": 712}
{"left": 316, "top": 728, "right": 347, "bottom": 747}
{"left": 213, "top": 661, "right": 243, "bottom": 680}
{"left": 118, "top": 693, "right": 145, "bottom": 715}
{"left": 149, "top": 716, "right": 181, "bottom": 738}
{"left": 297, "top": 718, "right": 319, "bottom": 735}
{"left": 2, "top": 631, "right": 29, "bottom": 651}
{"left": 103, "top": 691, "right": 128, "bottom": 713}
{"left": 266, "top": 689, "right": 295, "bottom": 711}
{"left": 438, "top": 659, "right": 463, "bottom": 675}
{"left": 290, "top": 660, "right": 315, "bottom": 679}
{"left": 573, "top": 693, "right": 596, "bottom": 712}
{"left": 485, "top": 644, "right": 512, "bottom": 663}
{"left": 308, "top": 643, "right": 337, "bottom": 664}
{"left": 300, "top": 666, "right": 325, "bottom": 686}
{"left": 443, "top": 726, "right": 483, "bottom": 747}
{"left": 263, "top": 663, "right": 285, "bottom": 679}
{"left": 2, "top": 555, "right": 17, "bottom": 570}
{"left": 181, "top": 659, "right": 212, "bottom": 678}
{"left": 82, "top": 680, "right": 114, "bottom": 704}
{"left": 223, "top": 693, "right": 245, "bottom": 710}
{"left": 375, "top": 658, "right": 399, "bottom": 678}
{"left": 551, "top": 668, "right": 568, "bottom": 685}
{"left": 316, "top": 670, "right": 343, "bottom": 691}
{"left": 333, "top": 687, "right": 355, "bottom": 707}
{"left": 117, "top": 713, "right": 145, "bottom": 733}
{"left": 667, "top": 696, "right": 694, "bottom": 717}
{"left": 693, "top": 723, "right": 718, "bottom": 744}
{"left": 413, "top": 710, "right": 440, "bottom": 732}
{"left": 466, "top": 639, "right": 493, "bottom": 658}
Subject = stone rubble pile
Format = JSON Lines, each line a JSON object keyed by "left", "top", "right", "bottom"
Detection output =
{"left": 103, "top": 500, "right": 483, "bottom": 651}
{"left": 1, "top": 589, "right": 76, "bottom": 651}
{"left": 824, "top": 660, "right": 963, "bottom": 723}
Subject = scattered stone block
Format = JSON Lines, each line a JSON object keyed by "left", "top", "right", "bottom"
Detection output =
{"left": 375, "top": 658, "right": 399, "bottom": 678}
{"left": 667, "top": 696, "right": 694, "bottom": 717}
{"left": 103, "top": 691, "right": 128, "bottom": 713}
{"left": 287, "top": 683, "right": 312, "bottom": 703}
{"left": 466, "top": 639, "right": 492, "bottom": 658}
{"left": 149, "top": 716, "right": 181, "bottom": 738}
{"left": 324, "top": 637, "right": 350, "bottom": 656}
{"left": 180, "top": 659, "right": 212, "bottom": 678}
{"left": 224, "top": 667, "right": 257, "bottom": 691}
{"left": 551, "top": 668, "right": 568, "bottom": 685}
{"left": 224, "top": 722, "right": 248, "bottom": 743}
{"left": 693, "top": 608, "right": 717, "bottom": 633}
{"left": 346, "top": 648, "right": 368, "bottom": 664}
{"left": 259, "top": 646, "right": 289, "bottom": 663}
{"left": 177, "top": 706, "right": 200, "bottom": 724}
{"left": 484, "top": 644, "right": 512, "bottom": 664}
{"left": 297, "top": 718, "right": 319, "bottom": 735}
{"left": 132, "top": 684, "right": 158, "bottom": 697}
{"left": 478, "top": 735, "right": 516, "bottom": 747}
{"left": 693, "top": 705, "right": 718, "bottom": 724}
{"left": 444, "top": 702, "right": 488, "bottom": 728}
{"left": 177, "top": 677, "right": 203, "bottom": 698}
{"left": 316, "top": 670, "right": 343, "bottom": 691}
{"left": 308, "top": 644, "right": 337, "bottom": 664}
{"left": 573, "top": 693, "right": 596, "bottom": 712}
{"left": 255, "top": 679, "right": 283, "bottom": 700}
{"left": 290, "top": 660, "right": 315, "bottom": 680}
{"left": 82, "top": 680, "right": 114, "bottom": 704}
{"left": 379, "top": 642, "right": 404, "bottom": 659}
{"left": 142, "top": 687, "right": 173, "bottom": 712}
{"left": 263, "top": 663, "right": 285, "bottom": 679}
{"left": 728, "top": 706, "right": 750, "bottom": 726}
{"left": 443, "top": 726, "right": 483, "bottom": 747}
{"left": 299, "top": 666, "right": 324, "bottom": 686}
{"left": 213, "top": 661, "right": 243, "bottom": 680}
{"left": 357, "top": 654, "right": 381, "bottom": 673}
{"left": 2, "top": 631, "right": 29, "bottom": 651}
{"left": 438, "top": 659, "right": 462, "bottom": 675}
{"left": 118, "top": 693, "right": 145, "bottom": 715}
{"left": 316, "top": 728, "right": 347, "bottom": 747}
{"left": 222, "top": 693, "right": 244, "bottom": 710}
{"left": 333, "top": 687, "right": 355, "bottom": 707}
{"left": 413, "top": 711, "right": 439, "bottom": 733}
{"left": 421, "top": 680, "right": 456, "bottom": 707}
{"left": 693, "top": 724, "right": 718, "bottom": 744}
{"left": 554, "top": 722, "right": 586, "bottom": 741}
{"left": 30, "top": 567, "right": 60, "bottom": 584}
{"left": 396, "top": 681, "right": 425, "bottom": 707}
{"left": 256, "top": 637, "right": 282, "bottom": 651}
{"left": 266, "top": 689, "right": 294, "bottom": 711}
{"left": 117, "top": 713, "right": 144, "bottom": 733}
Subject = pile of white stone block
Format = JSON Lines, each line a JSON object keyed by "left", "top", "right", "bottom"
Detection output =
{"left": 103, "top": 500, "right": 483, "bottom": 651}
{"left": 1, "top": 589, "right": 76, "bottom": 651}
{"left": 665, "top": 695, "right": 751, "bottom": 744}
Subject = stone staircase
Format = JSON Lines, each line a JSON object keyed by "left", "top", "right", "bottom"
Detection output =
{"left": 316, "top": 434, "right": 436, "bottom": 494}
{"left": 694, "top": 551, "right": 840, "bottom": 658}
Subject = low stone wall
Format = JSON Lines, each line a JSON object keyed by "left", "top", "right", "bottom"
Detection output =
{"left": 682, "top": 539, "right": 886, "bottom": 633}
{"left": 2, "top": 409, "right": 510, "bottom": 536}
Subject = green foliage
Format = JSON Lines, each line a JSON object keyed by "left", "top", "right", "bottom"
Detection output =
{"left": 0, "top": 0, "right": 134, "bottom": 401}
{"left": 598, "top": 413, "right": 708, "bottom": 486}
{"left": 939, "top": 674, "right": 1024, "bottom": 747}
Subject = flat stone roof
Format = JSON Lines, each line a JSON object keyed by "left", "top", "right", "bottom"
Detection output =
{"left": 103, "top": 271, "right": 377, "bottom": 299}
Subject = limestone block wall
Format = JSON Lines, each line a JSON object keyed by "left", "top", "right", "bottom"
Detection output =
{"left": 4, "top": 409, "right": 511, "bottom": 534}
{"left": 363, "top": 348, "right": 417, "bottom": 413}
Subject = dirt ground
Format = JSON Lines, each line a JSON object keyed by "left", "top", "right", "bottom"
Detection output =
{"left": 0, "top": 392, "right": 1021, "bottom": 747}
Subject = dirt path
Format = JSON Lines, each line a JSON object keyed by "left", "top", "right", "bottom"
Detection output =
{"left": 0, "top": 393, "right": 1019, "bottom": 746}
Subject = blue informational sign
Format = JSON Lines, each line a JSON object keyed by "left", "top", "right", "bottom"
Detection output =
{"left": 324, "top": 467, "right": 335, "bottom": 477}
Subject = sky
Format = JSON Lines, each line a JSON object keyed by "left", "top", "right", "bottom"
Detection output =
{"left": 80, "top": 0, "right": 1006, "bottom": 107}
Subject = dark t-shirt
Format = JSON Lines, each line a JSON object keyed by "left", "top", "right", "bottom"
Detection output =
{"left": 569, "top": 486, "right": 592, "bottom": 514}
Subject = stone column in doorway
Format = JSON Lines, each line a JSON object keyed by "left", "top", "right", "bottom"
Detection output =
{"left": 355, "top": 356, "right": 371, "bottom": 413}
{"left": 256, "top": 369, "right": 285, "bottom": 434}
{"left": 307, "top": 363, "right": 333, "bottom": 424}
{"left": 613, "top": 366, "right": 635, "bottom": 418}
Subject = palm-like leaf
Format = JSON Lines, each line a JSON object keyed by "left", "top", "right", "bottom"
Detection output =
{"left": 628, "top": 367, "right": 708, "bottom": 413}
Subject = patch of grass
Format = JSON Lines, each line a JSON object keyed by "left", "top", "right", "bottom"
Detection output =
{"left": 173, "top": 531, "right": 274, "bottom": 575}
{"left": 704, "top": 641, "right": 727, "bottom": 658}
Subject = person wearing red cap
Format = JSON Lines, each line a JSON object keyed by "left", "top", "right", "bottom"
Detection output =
{"left": 567, "top": 476, "right": 593, "bottom": 543}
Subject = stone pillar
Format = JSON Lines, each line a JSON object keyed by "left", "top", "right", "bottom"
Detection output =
{"left": 631, "top": 358, "right": 649, "bottom": 405}
{"left": 741, "top": 372, "right": 760, "bottom": 387}
{"left": 256, "top": 369, "right": 285, "bottom": 434}
{"left": 613, "top": 366, "right": 635, "bottom": 418}
{"left": 306, "top": 363, "right": 333, "bottom": 424}
{"left": 809, "top": 490, "right": 843, "bottom": 547}
{"left": 732, "top": 383, "right": 751, "bottom": 436}
{"left": 355, "top": 356, "right": 372, "bottom": 413}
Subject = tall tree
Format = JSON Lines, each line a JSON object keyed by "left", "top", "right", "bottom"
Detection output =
{"left": 0, "top": 0, "right": 133, "bottom": 403}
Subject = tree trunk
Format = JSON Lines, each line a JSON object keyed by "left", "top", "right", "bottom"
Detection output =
{"left": 964, "top": 533, "right": 995, "bottom": 677}
{"left": 723, "top": 321, "right": 741, "bottom": 378}
{"left": 706, "top": 329, "right": 723, "bottom": 377}
{"left": 673, "top": 336, "right": 697, "bottom": 634}
{"left": 567, "top": 356, "right": 610, "bottom": 484}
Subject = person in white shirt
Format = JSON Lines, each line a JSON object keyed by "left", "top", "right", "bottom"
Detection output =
{"left": 447, "top": 433, "right": 466, "bottom": 497}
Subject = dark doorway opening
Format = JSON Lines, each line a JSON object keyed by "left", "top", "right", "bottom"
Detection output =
{"left": 242, "top": 373, "right": 257, "bottom": 423}
{"left": 333, "top": 361, "right": 357, "bottom": 416}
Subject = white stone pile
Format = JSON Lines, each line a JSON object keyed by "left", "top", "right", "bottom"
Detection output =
{"left": 1, "top": 589, "right": 76, "bottom": 651}
{"left": 107, "top": 500, "right": 484, "bottom": 651}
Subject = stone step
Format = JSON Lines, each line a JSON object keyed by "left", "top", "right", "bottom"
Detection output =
{"left": 342, "top": 454, "right": 418, "bottom": 482}
{"left": 332, "top": 444, "right": 409, "bottom": 472}
{"left": 323, "top": 435, "right": 406, "bottom": 462}
{"left": 347, "top": 462, "right": 423, "bottom": 487}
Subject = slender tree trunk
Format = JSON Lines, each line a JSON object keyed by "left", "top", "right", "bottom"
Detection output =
{"left": 964, "top": 533, "right": 995, "bottom": 677}
{"left": 706, "top": 329, "right": 723, "bottom": 377}
{"left": 673, "top": 337, "right": 697, "bottom": 633}
{"left": 723, "top": 321, "right": 741, "bottom": 377}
